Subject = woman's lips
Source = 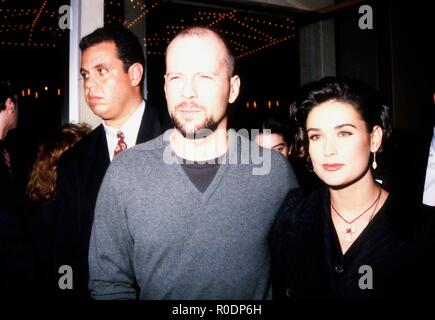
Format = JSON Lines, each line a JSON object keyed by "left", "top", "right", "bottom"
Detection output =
{"left": 322, "top": 163, "right": 344, "bottom": 171}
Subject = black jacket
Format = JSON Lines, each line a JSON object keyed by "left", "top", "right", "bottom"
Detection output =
{"left": 270, "top": 187, "right": 434, "bottom": 300}
{"left": 0, "top": 140, "right": 36, "bottom": 298}
{"left": 51, "top": 102, "right": 170, "bottom": 299}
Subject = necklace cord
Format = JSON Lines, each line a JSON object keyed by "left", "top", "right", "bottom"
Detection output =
{"left": 331, "top": 186, "right": 382, "bottom": 225}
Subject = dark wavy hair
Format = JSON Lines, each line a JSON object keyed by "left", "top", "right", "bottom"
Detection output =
{"left": 79, "top": 26, "right": 145, "bottom": 91}
{"left": 27, "top": 123, "right": 91, "bottom": 202}
{"left": 253, "top": 115, "right": 291, "bottom": 146}
{"left": 289, "top": 77, "right": 391, "bottom": 166}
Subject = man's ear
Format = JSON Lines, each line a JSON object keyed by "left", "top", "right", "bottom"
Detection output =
{"left": 228, "top": 75, "right": 240, "bottom": 104}
{"left": 128, "top": 63, "right": 144, "bottom": 87}
{"left": 163, "top": 75, "right": 168, "bottom": 97}
{"left": 5, "top": 98, "right": 14, "bottom": 111}
{"left": 370, "top": 125, "right": 383, "bottom": 152}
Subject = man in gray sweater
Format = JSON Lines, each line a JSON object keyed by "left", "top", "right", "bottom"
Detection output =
{"left": 88, "top": 26, "right": 298, "bottom": 300}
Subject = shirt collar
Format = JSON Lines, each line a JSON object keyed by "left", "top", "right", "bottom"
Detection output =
{"left": 102, "top": 100, "right": 145, "bottom": 140}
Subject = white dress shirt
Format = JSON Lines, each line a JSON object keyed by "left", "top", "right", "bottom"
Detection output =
{"left": 103, "top": 100, "right": 145, "bottom": 161}
{"left": 423, "top": 126, "right": 435, "bottom": 206}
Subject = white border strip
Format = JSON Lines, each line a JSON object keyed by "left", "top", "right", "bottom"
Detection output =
{"left": 68, "top": 0, "right": 80, "bottom": 123}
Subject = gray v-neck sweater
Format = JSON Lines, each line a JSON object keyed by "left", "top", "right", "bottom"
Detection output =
{"left": 89, "top": 129, "right": 298, "bottom": 300}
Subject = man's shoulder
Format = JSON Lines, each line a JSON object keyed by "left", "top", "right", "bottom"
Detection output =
{"left": 110, "top": 131, "right": 168, "bottom": 167}
{"left": 59, "top": 125, "right": 103, "bottom": 165}
{"left": 274, "top": 187, "right": 326, "bottom": 230}
{"left": 133, "top": 131, "right": 166, "bottom": 152}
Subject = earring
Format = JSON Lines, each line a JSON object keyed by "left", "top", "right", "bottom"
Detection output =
{"left": 372, "top": 152, "right": 377, "bottom": 170}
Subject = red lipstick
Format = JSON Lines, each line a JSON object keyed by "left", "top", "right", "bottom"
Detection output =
{"left": 322, "top": 163, "right": 344, "bottom": 171}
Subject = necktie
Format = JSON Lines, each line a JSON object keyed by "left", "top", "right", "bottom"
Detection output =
{"left": 114, "top": 131, "right": 128, "bottom": 157}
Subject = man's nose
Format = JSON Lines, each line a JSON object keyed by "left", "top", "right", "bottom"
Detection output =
{"left": 181, "top": 77, "right": 197, "bottom": 99}
{"left": 84, "top": 74, "right": 98, "bottom": 89}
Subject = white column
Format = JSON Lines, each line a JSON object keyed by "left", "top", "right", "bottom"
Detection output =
{"left": 68, "top": 0, "right": 80, "bottom": 124}
{"left": 299, "top": 19, "right": 336, "bottom": 85}
{"left": 69, "top": 0, "right": 104, "bottom": 128}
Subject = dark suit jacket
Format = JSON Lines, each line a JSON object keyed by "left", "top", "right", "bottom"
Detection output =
{"left": 0, "top": 140, "right": 11, "bottom": 191}
{"left": 0, "top": 140, "right": 36, "bottom": 298}
{"left": 52, "top": 102, "right": 170, "bottom": 299}
{"left": 386, "top": 125, "right": 435, "bottom": 214}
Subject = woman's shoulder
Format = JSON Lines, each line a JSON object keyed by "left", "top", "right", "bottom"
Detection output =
{"left": 281, "top": 186, "right": 326, "bottom": 212}
{"left": 270, "top": 187, "right": 328, "bottom": 259}
{"left": 273, "top": 186, "right": 327, "bottom": 230}
{"left": 282, "top": 187, "right": 305, "bottom": 210}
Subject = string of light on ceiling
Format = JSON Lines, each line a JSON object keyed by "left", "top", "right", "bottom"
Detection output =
{"left": 1, "top": 0, "right": 296, "bottom": 54}
{"left": 105, "top": 1, "right": 159, "bottom": 29}
{"left": 0, "top": 41, "right": 56, "bottom": 48}
{"left": 142, "top": 9, "right": 296, "bottom": 58}
{"left": 0, "top": 0, "right": 63, "bottom": 48}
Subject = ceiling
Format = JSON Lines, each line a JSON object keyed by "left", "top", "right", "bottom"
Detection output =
{"left": 0, "top": 0, "right": 361, "bottom": 56}
{"left": 185, "top": 0, "right": 334, "bottom": 11}
{"left": 108, "top": 0, "right": 299, "bottom": 59}
{"left": 0, "top": 0, "right": 332, "bottom": 52}
{"left": 0, "top": 0, "right": 368, "bottom": 66}
{"left": 0, "top": 0, "right": 68, "bottom": 49}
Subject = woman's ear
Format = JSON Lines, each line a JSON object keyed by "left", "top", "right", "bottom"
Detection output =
{"left": 370, "top": 125, "right": 383, "bottom": 153}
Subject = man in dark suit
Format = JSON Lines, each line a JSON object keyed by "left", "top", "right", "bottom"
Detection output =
{"left": 417, "top": 86, "right": 435, "bottom": 295}
{"left": 0, "top": 83, "right": 18, "bottom": 183}
{"left": 0, "top": 83, "right": 24, "bottom": 217}
{"left": 422, "top": 91, "right": 435, "bottom": 207}
{"left": 1, "top": 84, "right": 36, "bottom": 298}
{"left": 53, "top": 26, "right": 170, "bottom": 299}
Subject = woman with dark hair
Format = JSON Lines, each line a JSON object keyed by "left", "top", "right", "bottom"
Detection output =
{"left": 270, "top": 77, "right": 426, "bottom": 299}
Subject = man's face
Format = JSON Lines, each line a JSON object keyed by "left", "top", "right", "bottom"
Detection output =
{"left": 164, "top": 35, "right": 240, "bottom": 138}
{"left": 80, "top": 41, "right": 141, "bottom": 127}
{"left": 4, "top": 97, "right": 18, "bottom": 130}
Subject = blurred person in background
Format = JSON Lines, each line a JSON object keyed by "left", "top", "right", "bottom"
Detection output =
{"left": 27, "top": 123, "right": 91, "bottom": 297}
{"left": 0, "top": 81, "right": 35, "bottom": 298}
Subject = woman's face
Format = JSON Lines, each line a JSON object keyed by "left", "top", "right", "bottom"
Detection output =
{"left": 306, "top": 100, "right": 379, "bottom": 188}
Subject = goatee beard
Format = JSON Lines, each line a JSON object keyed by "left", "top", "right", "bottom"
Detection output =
{"left": 171, "top": 114, "right": 218, "bottom": 140}
{"left": 171, "top": 101, "right": 221, "bottom": 139}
